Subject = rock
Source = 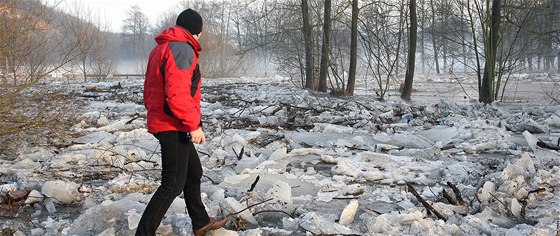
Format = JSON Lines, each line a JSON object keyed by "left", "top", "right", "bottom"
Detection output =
{"left": 97, "top": 116, "right": 110, "bottom": 126}
{"left": 41, "top": 180, "right": 80, "bottom": 204}
{"left": 25, "top": 190, "right": 44, "bottom": 204}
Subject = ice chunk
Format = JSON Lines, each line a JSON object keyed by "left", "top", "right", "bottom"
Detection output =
{"left": 418, "top": 125, "right": 458, "bottom": 144}
{"left": 391, "top": 133, "right": 434, "bottom": 149}
{"left": 12, "top": 231, "right": 25, "bottom": 236}
{"left": 479, "top": 181, "right": 495, "bottom": 203}
{"left": 210, "top": 189, "right": 225, "bottom": 202}
{"left": 30, "top": 228, "right": 45, "bottom": 236}
{"left": 522, "top": 131, "right": 539, "bottom": 152}
{"left": 516, "top": 119, "right": 548, "bottom": 133}
{"left": 510, "top": 198, "right": 523, "bottom": 218}
{"left": 268, "top": 147, "right": 287, "bottom": 161}
{"left": 73, "top": 131, "right": 117, "bottom": 144}
{"left": 25, "top": 190, "right": 44, "bottom": 204}
{"left": 266, "top": 181, "right": 293, "bottom": 212}
{"left": 500, "top": 153, "right": 535, "bottom": 180}
{"left": 98, "top": 228, "right": 116, "bottom": 236}
{"left": 66, "top": 197, "right": 146, "bottom": 235}
{"left": 223, "top": 197, "right": 258, "bottom": 225}
{"left": 127, "top": 209, "right": 141, "bottom": 230}
{"left": 44, "top": 198, "right": 57, "bottom": 214}
{"left": 339, "top": 199, "right": 359, "bottom": 225}
{"left": 367, "top": 214, "right": 392, "bottom": 233}
{"left": 545, "top": 115, "right": 560, "bottom": 128}
{"left": 224, "top": 174, "right": 251, "bottom": 185}
{"left": 41, "top": 180, "right": 80, "bottom": 204}
{"left": 300, "top": 212, "right": 354, "bottom": 235}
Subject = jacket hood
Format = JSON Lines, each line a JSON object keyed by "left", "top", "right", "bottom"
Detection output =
{"left": 155, "top": 25, "right": 202, "bottom": 52}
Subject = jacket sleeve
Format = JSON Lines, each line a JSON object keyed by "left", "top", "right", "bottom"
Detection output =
{"left": 163, "top": 42, "right": 201, "bottom": 131}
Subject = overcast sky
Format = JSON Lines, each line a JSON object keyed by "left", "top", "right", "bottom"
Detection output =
{"left": 49, "top": 0, "right": 182, "bottom": 32}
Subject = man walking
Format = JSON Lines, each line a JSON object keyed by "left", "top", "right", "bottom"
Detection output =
{"left": 137, "top": 9, "right": 227, "bottom": 236}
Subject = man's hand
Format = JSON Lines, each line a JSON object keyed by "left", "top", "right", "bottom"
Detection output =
{"left": 190, "top": 127, "right": 206, "bottom": 144}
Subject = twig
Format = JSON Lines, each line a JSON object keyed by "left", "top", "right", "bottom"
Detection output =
{"left": 447, "top": 182, "right": 465, "bottom": 205}
{"left": 407, "top": 183, "right": 447, "bottom": 221}
{"left": 203, "top": 174, "right": 219, "bottom": 185}
{"left": 366, "top": 207, "right": 383, "bottom": 215}
{"left": 442, "top": 189, "right": 458, "bottom": 205}
{"left": 528, "top": 188, "right": 546, "bottom": 195}
{"left": 125, "top": 113, "right": 142, "bottom": 124}
{"left": 248, "top": 175, "right": 260, "bottom": 192}
{"left": 226, "top": 198, "right": 274, "bottom": 217}
{"left": 233, "top": 146, "right": 245, "bottom": 160}
{"left": 253, "top": 209, "right": 293, "bottom": 218}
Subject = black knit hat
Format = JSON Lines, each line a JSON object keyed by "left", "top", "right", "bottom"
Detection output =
{"left": 176, "top": 9, "right": 203, "bottom": 35}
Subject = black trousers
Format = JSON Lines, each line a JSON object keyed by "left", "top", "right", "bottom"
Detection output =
{"left": 136, "top": 131, "right": 210, "bottom": 235}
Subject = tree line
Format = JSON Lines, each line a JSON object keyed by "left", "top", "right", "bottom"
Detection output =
{"left": 122, "top": 0, "right": 558, "bottom": 103}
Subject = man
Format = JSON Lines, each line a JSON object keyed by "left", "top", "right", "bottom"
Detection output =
{"left": 137, "top": 9, "right": 227, "bottom": 236}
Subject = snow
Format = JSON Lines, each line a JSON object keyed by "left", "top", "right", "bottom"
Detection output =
{"left": 1, "top": 75, "right": 560, "bottom": 235}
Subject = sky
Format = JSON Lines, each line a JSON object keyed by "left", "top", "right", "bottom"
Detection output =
{"left": 47, "top": 0, "right": 182, "bottom": 32}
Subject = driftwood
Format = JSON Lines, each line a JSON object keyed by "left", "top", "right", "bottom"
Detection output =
{"left": 407, "top": 183, "right": 447, "bottom": 221}
{"left": 536, "top": 140, "right": 560, "bottom": 150}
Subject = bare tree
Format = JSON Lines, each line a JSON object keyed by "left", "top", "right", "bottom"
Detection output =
{"left": 401, "top": 0, "right": 418, "bottom": 101}
{"left": 63, "top": 2, "right": 113, "bottom": 82}
{"left": 358, "top": 1, "right": 406, "bottom": 101}
{"left": 345, "top": 0, "right": 359, "bottom": 96}
{"left": 122, "top": 5, "right": 150, "bottom": 59}
{"left": 302, "top": 0, "right": 315, "bottom": 89}
{"left": 318, "top": 0, "right": 332, "bottom": 92}
{"left": 0, "top": 0, "right": 90, "bottom": 153}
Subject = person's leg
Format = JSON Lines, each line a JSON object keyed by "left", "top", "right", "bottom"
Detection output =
{"left": 136, "top": 131, "right": 189, "bottom": 236}
{"left": 182, "top": 135, "right": 210, "bottom": 230}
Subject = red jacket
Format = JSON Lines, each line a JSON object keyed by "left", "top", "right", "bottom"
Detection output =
{"left": 144, "top": 26, "right": 202, "bottom": 134}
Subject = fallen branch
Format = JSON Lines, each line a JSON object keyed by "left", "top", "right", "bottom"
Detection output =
{"left": 537, "top": 140, "right": 560, "bottom": 151}
{"left": 447, "top": 182, "right": 465, "bottom": 205}
{"left": 253, "top": 209, "right": 294, "bottom": 218}
{"left": 226, "top": 198, "right": 273, "bottom": 217}
{"left": 407, "top": 183, "right": 447, "bottom": 221}
{"left": 125, "top": 113, "right": 143, "bottom": 124}
{"left": 442, "top": 189, "right": 458, "bottom": 205}
{"left": 528, "top": 188, "right": 546, "bottom": 195}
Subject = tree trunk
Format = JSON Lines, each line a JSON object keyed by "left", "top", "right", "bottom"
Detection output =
{"left": 318, "top": 0, "right": 332, "bottom": 92}
{"left": 302, "top": 0, "right": 315, "bottom": 89}
{"left": 346, "top": 0, "right": 359, "bottom": 96}
{"left": 429, "top": 0, "right": 440, "bottom": 74}
{"left": 480, "top": 0, "right": 501, "bottom": 103}
{"left": 402, "top": 0, "right": 418, "bottom": 101}
{"left": 420, "top": 0, "right": 426, "bottom": 75}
